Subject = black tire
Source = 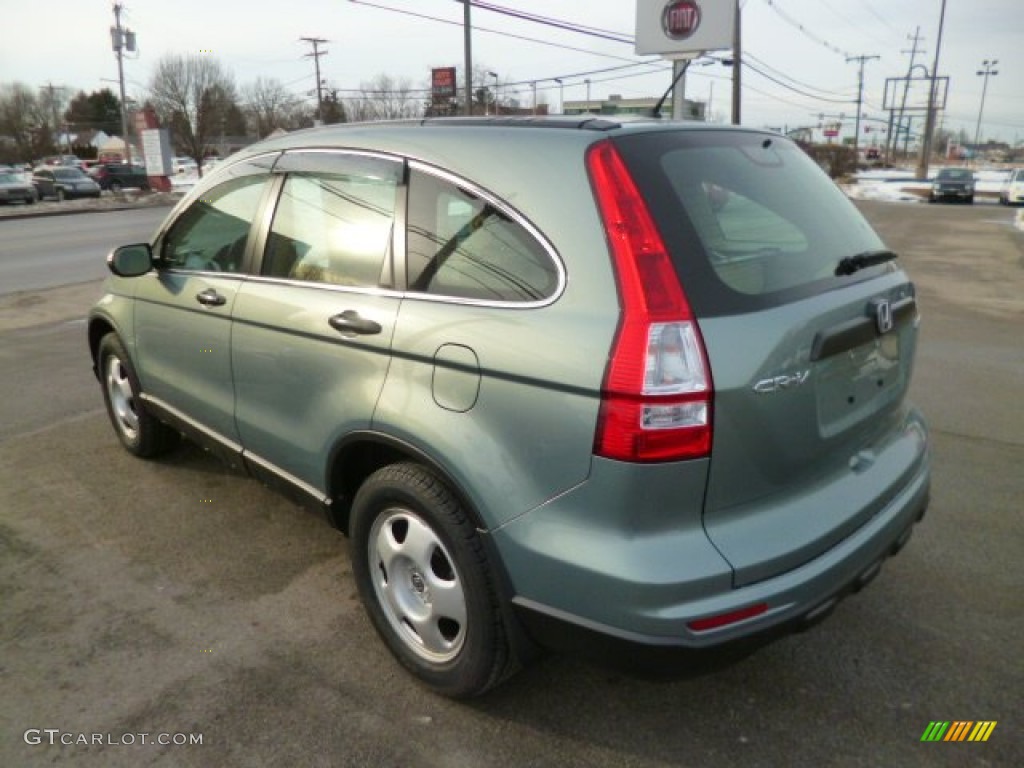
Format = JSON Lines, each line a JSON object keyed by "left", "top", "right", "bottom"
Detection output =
{"left": 966, "top": 195, "right": 974, "bottom": 205}
{"left": 350, "top": 462, "right": 514, "bottom": 698}
{"left": 56, "top": 187, "right": 65, "bottom": 202}
{"left": 110, "top": 180, "right": 123, "bottom": 193}
{"left": 97, "top": 333, "right": 178, "bottom": 458}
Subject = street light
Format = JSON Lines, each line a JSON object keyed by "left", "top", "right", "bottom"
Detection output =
{"left": 554, "top": 78, "right": 564, "bottom": 114}
{"left": 488, "top": 71, "right": 498, "bottom": 115}
{"left": 973, "top": 59, "right": 998, "bottom": 151}
{"left": 585, "top": 79, "right": 591, "bottom": 112}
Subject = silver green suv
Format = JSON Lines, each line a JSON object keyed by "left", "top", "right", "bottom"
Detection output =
{"left": 88, "top": 118, "right": 930, "bottom": 697}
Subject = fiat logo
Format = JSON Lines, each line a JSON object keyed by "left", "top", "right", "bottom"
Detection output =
{"left": 662, "top": 0, "right": 702, "bottom": 40}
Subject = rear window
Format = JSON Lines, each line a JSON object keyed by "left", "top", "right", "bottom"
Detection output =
{"left": 614, "top": 130, "right": 889, "bottom": 315}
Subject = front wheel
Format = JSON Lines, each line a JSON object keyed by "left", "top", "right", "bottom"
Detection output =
{"left": 56, "top": 187, "right": 65, "bottom": 202}
{"left": 350, "top": 463, "right": 514, "bottom": 698}
{"left": 97, "top": 333, "right": 178, "bottom": 457}
{"left": 110, "top": 181, "right": 123, "bottom": 193}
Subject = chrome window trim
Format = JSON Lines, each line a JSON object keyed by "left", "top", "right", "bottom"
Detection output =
{"left": 405, "top": 159, "right": 566, "bottom": 310}
{"left": 242, "top": 273, "right": 405, "bottom": 300}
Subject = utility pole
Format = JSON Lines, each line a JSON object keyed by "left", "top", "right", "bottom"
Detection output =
{"left": 731, "top": 0, "right": 741, "bottom": 125}
{"left": 846, "top": 54, "right": 879, "bottom": 161}
{"left": 463, "top": 1, "right": 473, "bottom": 116}
{"left": 893, "top": 27, "right": 925, "bottom": 163}
{"left": 110, "top": 2, "right": 135, "bottom": 165}
{"left": 300, "top": 37, "right": 329, "bottom": 124}
{"left": 973, "top": 59, "right": 999, "bottom": 151}
{"left": 917, "top": 0, "right": 948, "bottom": 180}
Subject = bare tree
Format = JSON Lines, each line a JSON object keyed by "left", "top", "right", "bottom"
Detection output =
{"left": 148, "top": 54, "right": 238, "bottom": 175}
{"left": 242, "top": 77, "right": 300, "bottom": 138}
{"left": 345, "top": 74, "right": 422, "bottom": 123}
{"left": 0, "top": 82, "right": 53, "bottom": 161}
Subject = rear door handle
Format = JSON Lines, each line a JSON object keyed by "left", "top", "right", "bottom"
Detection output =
{"left": 329, "top": 310, "right": 382, "bottom": 336}
{"left": 196, "top": 288, "right": 227, "bottom": 307}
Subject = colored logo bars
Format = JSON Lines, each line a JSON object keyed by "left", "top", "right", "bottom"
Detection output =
{"left": 921, "top": 721, "right": 997, "bottom": 742}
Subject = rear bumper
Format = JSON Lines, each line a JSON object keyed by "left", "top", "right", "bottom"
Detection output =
{"left": 494, "top": 428, "right": 930, "bottom": 667}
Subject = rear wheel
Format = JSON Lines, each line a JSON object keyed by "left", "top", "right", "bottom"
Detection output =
{"left": 110, "top": 180, "right": 123, "bottom": 193}
{"left": 350, "top": 463, "right": 514, "bottom": 697}
{"left": 97, "top": 333, "right": 178, "bottom": 457}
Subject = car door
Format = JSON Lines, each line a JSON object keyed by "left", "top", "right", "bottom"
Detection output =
{"left": 231, "top": 150, "right": 404, "bottom": 493}
{"left": 33, "top": 170, "right": 54, "bottom": 198}
{"left": 133, "top": 159, "right": 276, "bottom": 450}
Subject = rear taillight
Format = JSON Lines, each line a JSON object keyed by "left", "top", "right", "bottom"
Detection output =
{"left": 587, "top": 140, "right": 712, "bottom": 462}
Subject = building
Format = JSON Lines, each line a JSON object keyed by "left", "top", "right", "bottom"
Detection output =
{"left": 563, "top": 93, "right": 706, "bottom": 120}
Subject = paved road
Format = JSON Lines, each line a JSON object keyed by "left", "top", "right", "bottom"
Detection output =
{"left": 0, "top": 207, "right": 169, "bottom": 295}
{"left": 0, "top": 201, "right": 1020, "bottom": 767}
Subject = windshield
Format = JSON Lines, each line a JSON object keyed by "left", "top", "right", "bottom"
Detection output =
{"left": 0, "top": 173, "right": 22, "bottom": 183}
{"left": 937, "top": 169, "right": 972, "bottom": 180}
{"left": 616, "top": 130, "right": 887, "bottom": 313}
{"left": 53, "top": 168, "right": 86, "bottom": 180}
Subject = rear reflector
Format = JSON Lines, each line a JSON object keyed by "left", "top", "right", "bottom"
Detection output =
{"left": 587, "top": 140, "right": 713, "bottom": 462}
{"left": 687, "top": 603, "right": 769, "bottom": 632}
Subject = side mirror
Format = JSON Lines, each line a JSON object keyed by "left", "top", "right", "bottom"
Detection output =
{"left": 107, "top": 243, "right": 153, "bottom": 277}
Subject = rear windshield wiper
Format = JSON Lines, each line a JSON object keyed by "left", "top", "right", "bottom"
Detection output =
{"left": 835, "top": 249, "right": 898, "bottom": 276}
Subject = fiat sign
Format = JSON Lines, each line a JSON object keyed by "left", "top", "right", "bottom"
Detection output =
{"left": 636, "top": 0, "right": 735, "bottom": 57}
{"left": 664, "top": 1, "right": 701, "bottom": 39}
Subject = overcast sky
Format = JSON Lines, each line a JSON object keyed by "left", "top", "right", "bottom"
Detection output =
{"left": 2, "top": 0, "right": 1021, "bottom": 144}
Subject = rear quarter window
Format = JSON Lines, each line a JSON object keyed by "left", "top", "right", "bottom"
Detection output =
{"left": 405, "top": 167, "right": 560, "bottom": 304}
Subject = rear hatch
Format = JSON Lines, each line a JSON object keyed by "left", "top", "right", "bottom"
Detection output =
{"left": 615, "top": 129, "right": 925, "bottom": 586}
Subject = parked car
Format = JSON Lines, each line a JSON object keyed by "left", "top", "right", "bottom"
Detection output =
{"left": 929, "top": 167, "right": 975, "bottom": 204}
{"left": 998, "top": 168, "right": 1023, "bottom": 206}
{"left": 89, "top": 163, "right": 150, "bottom": 192}
{"left": 32, "top": 167, "right": 101, "bottom": 201}
{"left": 172, "top": 156, "right": 197, "bottom": 175}
{"left": 88, "top": 118, "right": 931, "bottom": 697}
{"left": 0, "top": 169, "right": 38, "bottom": 204}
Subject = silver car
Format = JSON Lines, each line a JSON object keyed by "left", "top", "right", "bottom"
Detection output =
{"left": 89, "top": 118, "right": 930, "bottom": 696}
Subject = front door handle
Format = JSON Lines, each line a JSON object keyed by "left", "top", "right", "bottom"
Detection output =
{"left": 329, "top": 310, "right": 382, "bottom": 336}
{"left": 196, "top": 288, "right": 227, "bottom": 307}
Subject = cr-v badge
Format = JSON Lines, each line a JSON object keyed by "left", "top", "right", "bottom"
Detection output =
{"left": 753, "top": 370, "right": 811, "bottom": 394}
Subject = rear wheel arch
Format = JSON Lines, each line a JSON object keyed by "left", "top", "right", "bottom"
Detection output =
{"left": 325, "top": 432, "right": 488, "bottom": 536}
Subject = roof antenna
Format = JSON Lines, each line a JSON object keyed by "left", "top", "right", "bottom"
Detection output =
{"left": 648, "top": 59, "right": 693, "bottom": 119}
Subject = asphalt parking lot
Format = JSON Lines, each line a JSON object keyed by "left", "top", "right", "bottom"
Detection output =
{"left": 1, "top": 199, "right": 1021, "bottom": 767}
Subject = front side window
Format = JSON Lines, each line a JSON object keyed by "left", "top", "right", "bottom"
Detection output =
{"left": 406, "top": 169, "right": 559, "bottom": 303}
{"left": 161, "top": 175, "right": 266, "bottom": 273}
{"left": 263, "top": 161, "right": 400, "bottom": 288}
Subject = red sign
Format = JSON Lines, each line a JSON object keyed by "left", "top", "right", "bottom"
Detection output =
{"left": 431, "top": 67, "right": 456, "bottom": 100}
{"left": 662, "top": 0, "right": 701, "bottom": 40}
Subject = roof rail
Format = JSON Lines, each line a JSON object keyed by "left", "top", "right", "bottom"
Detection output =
{"left": 418, "top": 116, "right": 622, "bottom": 132}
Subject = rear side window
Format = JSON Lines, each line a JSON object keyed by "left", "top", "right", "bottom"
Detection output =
{"left": 615, "top": 131, "right": 888, "bottom": 314}
{"left": 406, "top": 168, "right": 559, "bottom": 303}
{"left": 263, "top": 159, "right": 400, "bottom": 288}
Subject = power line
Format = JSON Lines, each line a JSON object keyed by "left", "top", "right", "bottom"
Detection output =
{"left": 463, "top": 1, "right": 633, "bottom": 45}
{"left": 761, "top": 0, "right": 852, "bottom": 58}
{"left": 348, "top": 0, "right": 646, "bottom": 66}
{"left": 745, "top": 52, "right": 854, "bottom": 99}
{"left": 743, "top": 59, "right": 853, "bottom": 105}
